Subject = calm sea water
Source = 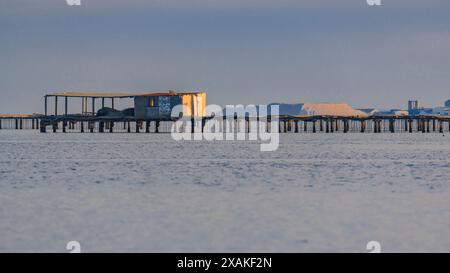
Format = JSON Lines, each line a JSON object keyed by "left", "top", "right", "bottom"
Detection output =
{"left": 0, "top": 131, "right": 450, "bottom": 252}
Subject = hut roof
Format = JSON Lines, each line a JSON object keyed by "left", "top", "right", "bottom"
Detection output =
{"left": 0, "top": 114, "right": 36, "bottom": 118}
{"left": 135, "top": 91, "right": 205, "bottom": 97}
{"left": 47, "top": 91, "right": 204, "bottom": 98}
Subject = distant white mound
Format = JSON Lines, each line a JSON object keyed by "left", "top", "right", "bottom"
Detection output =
{"left": 270, "top": 103, "right": 368, "bottom": 117}
{"left": 299, "top": 103, "right": 368, "bottom": 117}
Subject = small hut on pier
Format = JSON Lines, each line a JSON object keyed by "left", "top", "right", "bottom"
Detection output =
{"left": 134, "top": 91, "right": 206, "bottom": 119}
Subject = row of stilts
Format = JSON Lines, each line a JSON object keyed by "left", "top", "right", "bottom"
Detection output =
{"left": 0, "top": 119, "right": 41, "bottom": 130}
{"left": 278, "top": 118, "right": 450, "bottom": 133}
{"left": 35, "top": 117, "right": 450, "bottom": 134}
{"left": 40, "top": 120, "right": 170, "bottom": 133}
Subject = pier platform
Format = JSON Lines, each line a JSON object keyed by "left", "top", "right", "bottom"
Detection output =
{"left": 33, "top": 114, "right": 450, "bottom": 134}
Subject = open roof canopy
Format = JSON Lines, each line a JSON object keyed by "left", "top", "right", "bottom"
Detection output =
{"left": 46, "top": 91, "right": 204, "bottom": 98}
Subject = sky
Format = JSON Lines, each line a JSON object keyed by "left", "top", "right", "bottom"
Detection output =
{"left": 1, "top": 0, "right": 450, "bottom": 114}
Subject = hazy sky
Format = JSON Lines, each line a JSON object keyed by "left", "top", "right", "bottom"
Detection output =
{"left": 1, "top": 0, "right": 449, "bottom": 113}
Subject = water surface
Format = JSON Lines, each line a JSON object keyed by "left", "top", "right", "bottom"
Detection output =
{"left": 1, "top": 131, "right": 449, "bottom": 252}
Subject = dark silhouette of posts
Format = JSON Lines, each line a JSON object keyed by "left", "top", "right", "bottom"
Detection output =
{"left": 54, "top": 96, "right": 58, "bottom": 116}
{"left": 65, "top": 97, "right": 68, "bottom": 116}
{"left": 99, "top": 122, "right": 105, "bottom": 133}
{"left": 343, "top": 120, "right": 349, "bottom": 133}
{"left": 44, "top": 96, "right": 48, "bottom": 116}
{"left": 389, "top": 119, "right": 395, "bottom": 133}
{"left": 92, "top": 98, "right": 96, "bottom": 116}
{"left": 135, "top": 121, "right": 140, "bottom": 133}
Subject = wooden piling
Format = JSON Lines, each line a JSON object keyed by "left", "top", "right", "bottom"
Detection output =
{"left": 389, "top": 119, "right": 395, "bottom": 133}
{"left": 294, "top": 120, "right": 299, "bottom": 133}
{"left": 40, "top": 120, "right": 46, "bottom": 133}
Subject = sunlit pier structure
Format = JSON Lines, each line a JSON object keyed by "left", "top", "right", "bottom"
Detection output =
{"left": 38, "top": 91, "right": 206, "bottom": 133}
{"left": 2, "top": 91, "right": 450, "bottom": 134}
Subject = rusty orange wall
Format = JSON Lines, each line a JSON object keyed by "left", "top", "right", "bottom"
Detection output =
{"left": 181, "top": 93, "right": 206, "bottom": 117}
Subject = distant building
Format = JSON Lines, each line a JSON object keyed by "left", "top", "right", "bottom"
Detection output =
{"left": 430, "top": 107, "right": 450, "bottom": 116}
{"left": 445, "top": 100, "right": 450, "bottom": 107}
{"left": 134, "top": 91, "right": 206, "bottom": 119}
{"left": 372, "top": 109, "right": 408, "bottom": 116}
{"left": 408, "top": 100, "right": 419, "bottom": 115}
{"left": 269, "top": 103, "right": 368, "bottom": 117}
{"left": 393, "top": 110, "right": 409, "bottom": 116}
{"left": 358, "top": 108, "right": 379, "bottom": 116}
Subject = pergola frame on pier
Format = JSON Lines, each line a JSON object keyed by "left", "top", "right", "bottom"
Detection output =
{"left": 44, "top": 92, "right": 139, "bottom": 116}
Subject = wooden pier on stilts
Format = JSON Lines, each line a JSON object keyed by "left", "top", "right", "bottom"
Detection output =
{"left": 0, "top": 114, "right": 43, "bottom": 131}
{"left": 37, "top": 114, "right": 450, "bottom": 134}
{"left": 3, "top": 91, "right": 450, "bottom": 134}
